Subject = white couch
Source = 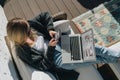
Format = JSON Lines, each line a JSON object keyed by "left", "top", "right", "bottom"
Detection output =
{"left": 108, "top": 42, "right": 120, "bottom": 79}
{"left": 0, "top": 5, "right": 19, "bottom": 80}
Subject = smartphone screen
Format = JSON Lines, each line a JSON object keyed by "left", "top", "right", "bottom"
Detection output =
{"left": 55, "top": 30, "right": 61, "bottom": 40}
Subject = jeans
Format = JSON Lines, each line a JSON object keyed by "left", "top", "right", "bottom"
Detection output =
{"left": 53, "top": 42, "right": 120, "bottom": 70}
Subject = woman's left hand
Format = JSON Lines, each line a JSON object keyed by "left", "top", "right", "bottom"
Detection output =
{"left": 49, "top": 30, "right": 56, "bottom": 38}
{"left": 49, "top": 38, "right": 58, "bottom": 47}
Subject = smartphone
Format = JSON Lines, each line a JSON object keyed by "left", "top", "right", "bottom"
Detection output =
{"left": 55, "top": 30, "right": 61, "bottom": 40}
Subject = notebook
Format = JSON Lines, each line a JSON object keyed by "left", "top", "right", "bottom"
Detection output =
{"left": 61, "top": 29, "right": 96, "bottom": 64}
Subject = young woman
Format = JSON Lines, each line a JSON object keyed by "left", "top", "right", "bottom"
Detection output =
{"left": 7, "top": 12, "right": 120, "bottom": 80}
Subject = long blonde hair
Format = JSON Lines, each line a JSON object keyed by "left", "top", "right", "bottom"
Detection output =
{"left": 7, "top": 18, "right": 32, "bottom": 45}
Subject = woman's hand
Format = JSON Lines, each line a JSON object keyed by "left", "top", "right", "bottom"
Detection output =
{"left": 49, "top": 38, "right": 58, "bottom": 47}
{"left": 49, "top": 30, "right": 56, "bottom": 38}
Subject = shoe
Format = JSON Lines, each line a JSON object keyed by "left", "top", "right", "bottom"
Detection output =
{"left": 52, "top": 11, "right": 67, "bottom": 22}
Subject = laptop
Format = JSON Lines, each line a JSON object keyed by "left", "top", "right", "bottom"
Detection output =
{"left": 60, "top": 29, "right": 96, "bottom": 64}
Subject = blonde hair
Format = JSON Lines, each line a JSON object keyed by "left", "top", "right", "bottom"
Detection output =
{"left": 7, "top": 18, "right": 31, "bottom": 45}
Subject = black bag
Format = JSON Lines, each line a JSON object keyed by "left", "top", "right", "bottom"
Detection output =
{"left": 50, "top": 68, "right": 79, "bottom": 80}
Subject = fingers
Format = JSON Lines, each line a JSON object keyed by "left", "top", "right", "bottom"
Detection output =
{"left": 49, "top": 38, "right": 58, "bottom": 46}
{"left": 50, "top": 38, "right": 58, "bottom": 43}
{"left": 49, "top": 30, "right": 57, "bottom": 38}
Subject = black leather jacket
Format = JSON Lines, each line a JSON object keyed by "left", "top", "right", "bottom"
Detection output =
{"left": 15, "top": 44, "right": 55, "bottom": 71}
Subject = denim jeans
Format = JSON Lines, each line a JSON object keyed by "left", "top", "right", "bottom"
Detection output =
{"left": 53, "top": 42, "right": 120, "bottom": 70}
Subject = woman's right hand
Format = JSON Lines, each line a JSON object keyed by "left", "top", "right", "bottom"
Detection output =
{"left": 48, "top": 38, "right": 58, "bottom": 47}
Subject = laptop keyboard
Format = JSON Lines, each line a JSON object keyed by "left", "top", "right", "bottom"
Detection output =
{"left": 70, "top": 36, "right": 81, "bottom": 61}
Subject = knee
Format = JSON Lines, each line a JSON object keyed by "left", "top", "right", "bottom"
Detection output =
{"left": 96, "top": 45, "right": 120, "bottom": 57}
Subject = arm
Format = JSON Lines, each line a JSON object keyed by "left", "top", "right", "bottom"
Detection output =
{"left": 28, "top": 12, "right": 55, "bottom": 39}
{"left": 29, "top": 12, "right": 55, "bottom": 31}
{"left": 45, "top": 46, "right": 55, "bottom": 61}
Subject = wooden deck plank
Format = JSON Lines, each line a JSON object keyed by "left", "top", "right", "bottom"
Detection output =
{"left": 53, "top": 0, "right": 73, "bottom": 19}
{"left": 4, "top": 0, "right": 88, "bottom": 21}
{"left": 35, "top": 0, "right": 51, "bottom": 14}
{"left": 8, "top": 0, "right": 26, "bottom": 19}
{"left": 44, "top": 0, "right": 59, "bottom": 14}
{"left": 4, "top": 3, "right": 15, "bottom": 20}
{"left": 26, "top": 0, "right": 41, "bottom": 17}
{"left": 62, "top": 0, "right": 80, "bottom": 18}
{"left": 71, "top": 0, "right": 88, "bottom": 14}
{"left": 17, "top": 0, "right": 34, "bottom": 19}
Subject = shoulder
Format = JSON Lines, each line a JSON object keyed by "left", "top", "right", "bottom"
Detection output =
{"left": 15, "top": 44, "right": 31, "bottom": 54}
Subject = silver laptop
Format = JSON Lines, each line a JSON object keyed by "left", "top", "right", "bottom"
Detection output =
{"left": 61, "top": 29, "right": 96, "bottom": 64}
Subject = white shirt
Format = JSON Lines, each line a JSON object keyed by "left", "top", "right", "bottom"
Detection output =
{"left": 32, "top": 36, "right": 49, "bottom": 53}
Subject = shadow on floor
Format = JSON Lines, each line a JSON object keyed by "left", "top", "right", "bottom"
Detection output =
{"left": 77, "top": 0, "right": 110, "bottom": 9}
{"left": 77, "top": 0, "right": 120, "bottom": 24}
{"left": 0, "top": 0, "right": 7, "bottom": 7}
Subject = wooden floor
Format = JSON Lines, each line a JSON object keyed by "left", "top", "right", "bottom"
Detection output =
{"left": 3, "top": 0, "right": 88, "bottom": 20}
